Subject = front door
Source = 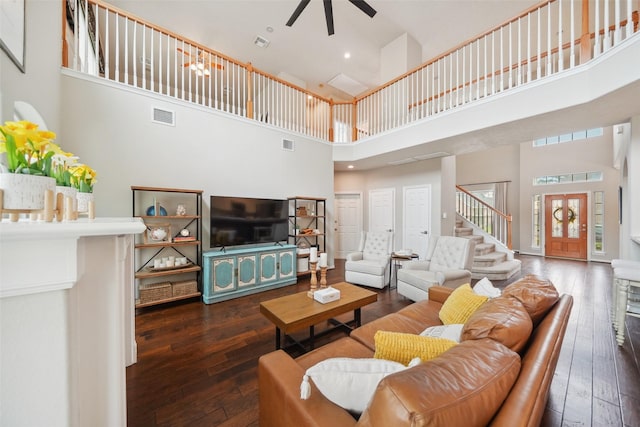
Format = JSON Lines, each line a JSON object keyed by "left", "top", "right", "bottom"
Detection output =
{"left": 544, "top": 193, "right": 588, "bottom": 260}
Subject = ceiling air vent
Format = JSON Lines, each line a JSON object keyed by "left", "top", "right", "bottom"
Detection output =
{"left": 152, "top": 107, "right": 175, "bottom": 126}
{"left": 282, "top": 139, "right": 294, "bottom": 151}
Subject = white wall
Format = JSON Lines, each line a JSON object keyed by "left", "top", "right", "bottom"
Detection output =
{"left": 0, "top": 0, "right": 62, "bottom": 130}
{"left": 59, "top": 73, "right": 335, "bottom": 254}
{"left": 334, "top": 158, "right": 443, "bottom": 253}
{"left": 621, "top": 115, "right": 640, "bottom": 260}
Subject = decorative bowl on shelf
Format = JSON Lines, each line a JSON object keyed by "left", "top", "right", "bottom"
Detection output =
{"left": 150, "top": 228, "right": 167, "bottom": 241}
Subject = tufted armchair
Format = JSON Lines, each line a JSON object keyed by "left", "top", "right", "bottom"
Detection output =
{"left": 397, "top": 236, "right": 475, "bottom": 301}
{"left": 344, "top": 231, "right": 394, "bottom": 289}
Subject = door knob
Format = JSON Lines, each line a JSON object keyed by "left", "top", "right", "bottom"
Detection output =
{"left": 421, "top": 231, "right": 429, "bottom": 234}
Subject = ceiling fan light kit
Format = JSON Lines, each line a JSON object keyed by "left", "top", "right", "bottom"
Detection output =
{"left": 286, "top": 0, "right": 377, "bottom": 36}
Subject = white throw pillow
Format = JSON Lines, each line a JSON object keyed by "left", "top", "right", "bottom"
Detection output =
{"left": 300, "top": 357, "right": 407, "bottom": 414}
{"left": 419, "top": 324, "right": 464, "bottom": 342}
{"left": 473, "top": 277, "right": 502, "bottom": 298}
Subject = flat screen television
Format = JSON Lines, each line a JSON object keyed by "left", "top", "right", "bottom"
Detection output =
{"left": 210, "top": 196, "right": 289, "bottom": 248}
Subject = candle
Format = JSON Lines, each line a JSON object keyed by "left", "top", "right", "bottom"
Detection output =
{"left": 319, "top": 253, "right": 328, "bottom": 268}
{"left": 310, "top": 247, "right": 318, "bottom": 262}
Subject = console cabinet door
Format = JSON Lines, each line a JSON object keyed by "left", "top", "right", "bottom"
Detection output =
{"left": 211, "top": 256, "right": 237, "bottom": 294}
{"left": 237, "top": 255, "right": 257, "bottom": 288}
{"left": 260, "top": 252, "right": 278, "bottom": 284}
{"left": 278, "top": 250, "right": 295, "bottom": 280}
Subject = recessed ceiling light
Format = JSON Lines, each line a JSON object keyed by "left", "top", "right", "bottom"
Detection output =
{"left": 344, "top": 52, "right": 351, "bottom": 59}
{"left": 347, "top": 164, "right": 354, "bottom": 169}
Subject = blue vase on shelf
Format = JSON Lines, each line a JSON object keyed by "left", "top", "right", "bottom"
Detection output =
{"left": 146, "top": 205, "right": 167, "bottom": 216}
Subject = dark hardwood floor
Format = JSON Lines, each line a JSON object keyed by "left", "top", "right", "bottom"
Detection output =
{"left": 127, "top": 255, "right": 640, "bottom": 426}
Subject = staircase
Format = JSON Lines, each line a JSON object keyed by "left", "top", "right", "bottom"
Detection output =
{"left": 455, "top": 219, "right": 521, "bottom": 281}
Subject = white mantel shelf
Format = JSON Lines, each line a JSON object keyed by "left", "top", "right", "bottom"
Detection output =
{"left": 0, "top": 217, "right": 145, "bottom": 427}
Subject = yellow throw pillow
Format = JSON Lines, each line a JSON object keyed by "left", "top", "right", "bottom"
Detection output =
{"left": 439, "top": 283, "right": 488, "bottom": 325}
{"left": 373, "top": 330, "right": 458, "bottom": 365}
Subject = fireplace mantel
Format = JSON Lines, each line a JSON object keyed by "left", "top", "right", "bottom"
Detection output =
{"left": 0, "top": 217, "right": 145, "bottom": 427}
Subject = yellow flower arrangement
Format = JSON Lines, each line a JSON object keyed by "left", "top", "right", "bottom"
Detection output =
{"left": 0, "top": 120, "right": 60, "bottom": 176}
{"left": 0, "top": 120, "right": 97, "bottom": 192}
{"left": 69, "top": 164, "right": 97, "bottom": 193}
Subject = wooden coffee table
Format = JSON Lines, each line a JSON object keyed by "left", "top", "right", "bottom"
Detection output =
{"left": 260, "top": 282, "right": 377, "bottom": 351}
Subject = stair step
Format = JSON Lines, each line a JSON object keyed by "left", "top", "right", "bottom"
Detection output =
{"left": 473, "top": 251, "right": 507, "bottom": 267}
{"left": 455, "top": 227, "right": 473, "bottom": 236}
{"left": 471, "top": 259, "right": 522, "bottom": 281}
{"left": 475, "top": 242, "right": 495, "bottom": 255}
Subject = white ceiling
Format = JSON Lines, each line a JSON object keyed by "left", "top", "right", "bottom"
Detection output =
{"left": 108, "top": 0, "right": 540, "bottom": 100}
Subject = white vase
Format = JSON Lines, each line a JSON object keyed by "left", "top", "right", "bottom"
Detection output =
{"left": 0, "top": 173, "right": 56, "bottom": 210}
{"left": 55, "top": 186, "right": 78, "bottom": 211}
{"left": 77, "top": 191, "right": 94, "bottom": 213}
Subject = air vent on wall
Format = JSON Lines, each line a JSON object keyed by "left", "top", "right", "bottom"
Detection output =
{"left": 152, "top": 107, "right": 175, "bottom": 126}
{"left": 282, "top": 139, "right": 294, "bottom": 151}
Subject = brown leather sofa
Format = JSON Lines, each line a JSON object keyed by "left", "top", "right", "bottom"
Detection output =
{"left": 259, "top": 275, "right": 573, "bottom": 427}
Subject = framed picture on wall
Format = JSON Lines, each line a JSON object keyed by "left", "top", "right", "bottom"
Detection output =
{"left": 0, "top": 0, "right": 26, "bottom": 73}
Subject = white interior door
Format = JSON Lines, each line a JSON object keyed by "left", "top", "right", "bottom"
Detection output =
{"left": 334, "top": 193, "right": 362, "bottom": 259}
{"left": 369, "top": 188, "right": 395, "bottom": 235}
{"left": 403, "top": 185, "right": 431, "bottom": 259}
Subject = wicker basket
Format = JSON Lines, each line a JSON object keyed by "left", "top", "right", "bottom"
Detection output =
{"left": 139, "top": 282, "right": 172, "bottom": 304}
{"left": 172, "top": 280, "right": 198, "bottom": 297}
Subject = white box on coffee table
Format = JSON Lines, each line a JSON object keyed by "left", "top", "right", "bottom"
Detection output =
{"left": 314, "top": 287, "right": 341, "bottom": 304}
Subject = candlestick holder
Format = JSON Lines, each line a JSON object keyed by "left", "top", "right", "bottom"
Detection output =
{"left": 308, "top": 260, "right": 318, "bottom": 298}
{"left": 319, "top": 266, "right": 327, "bottom": 288}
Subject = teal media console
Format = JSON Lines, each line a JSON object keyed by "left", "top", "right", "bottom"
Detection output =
{"left": 202, "top": 244, "right": 297, "bottom": 304}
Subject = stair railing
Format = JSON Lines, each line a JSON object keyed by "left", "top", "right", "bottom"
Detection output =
{"left": 455, "top": 185, "right": 512, "bottom": 250}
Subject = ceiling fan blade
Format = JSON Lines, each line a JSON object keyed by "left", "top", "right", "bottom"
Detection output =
{"left": 323, "top": 0, "right": 334, "bottom": 36}
{"left": 347, "top": 0, "right": 377, "bottom": 18}
{"left": 210, "top": 62, "right": 224, "bottom": 70}
{"left": 286, "top": 0, "right": 311, "bottom": 27}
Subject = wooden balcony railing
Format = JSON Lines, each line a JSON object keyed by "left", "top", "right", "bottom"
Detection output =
{"left": 63, "top": 0, "right": 638, "bottom": 143}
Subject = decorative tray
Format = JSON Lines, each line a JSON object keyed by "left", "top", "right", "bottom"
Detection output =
{"left": 146, "top": 262, "right": 194, "bottom": 272}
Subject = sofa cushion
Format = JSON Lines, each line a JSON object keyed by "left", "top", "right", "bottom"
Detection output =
{"left": 373, "top": 331, "right": 457, "bottom": 365}
{"left": 473, "top": 277, "right": 501, "bottom": 298}
{"left": 357, "top": 338, "right": 522, "bottom": 427}
{"left": 439, "top": 283, "right": 488, "bottom": 325}
{"left": 461, "top": 296, "right": 533, "bottom": 353}
{"left": 420, "top": 324, "right": 463, "bottom": 342}
{"left": 345, "top": 258, "right": 387, "bottom": 275}
{"left": 296, "top": 336, "right": 374, "bottom": 370}
{"left": 299, "top": 357, "right": 408, "bottom": 414}
{"left": 350, "top": 312, "right": 430, "bottom": 351}
{"left": 502, "top": 274, "right": 560, "bottom": 325}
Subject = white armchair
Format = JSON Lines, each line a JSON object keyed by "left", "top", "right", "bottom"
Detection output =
{"left": 344, "top": 231, "right": 393, "bottom": 289}
{"left": 397, "top": 236, "right": 475, "bottom": 301}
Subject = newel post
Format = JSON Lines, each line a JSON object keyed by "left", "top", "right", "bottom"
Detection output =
{"left": 328, "top": 99, "right": 334, "bottom": 142}
{"left": 351, "top": 98, "right": 358, "bottom": 142}
{"left": 579, "top": 0, "right": 592, "bottom": 64}
{"left": 246, "top": 62, "right": 254, "bottom": 119}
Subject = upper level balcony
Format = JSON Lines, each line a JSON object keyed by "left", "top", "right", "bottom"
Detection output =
{"left": 64, "top": 0, "right": 640, "bottom": 169}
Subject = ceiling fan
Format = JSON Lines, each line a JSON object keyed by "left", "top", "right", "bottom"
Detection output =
{"left": 286, "top": 0, "right": 377, "bottom": 36}
{"left": 177, "top": 47, "right": 224, "bottom": 77}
